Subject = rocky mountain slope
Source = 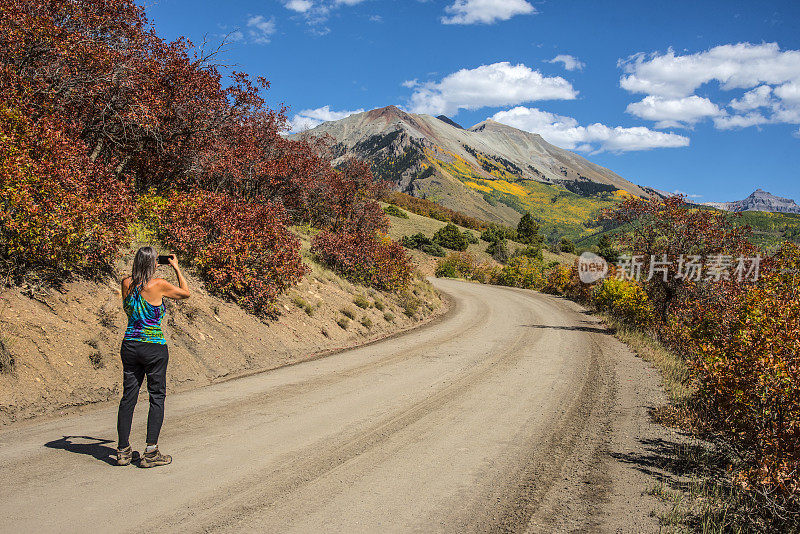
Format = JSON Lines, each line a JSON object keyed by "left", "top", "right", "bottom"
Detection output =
{"left": 704, "top": 189, "right": 800, "bottom": 214}
{"left": 292, "top": 106, "right": 648, "bottom": 231}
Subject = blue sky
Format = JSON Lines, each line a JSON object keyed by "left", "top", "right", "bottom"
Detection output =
{"left": 144, "top": 0, "right": 800, "bottom": 203}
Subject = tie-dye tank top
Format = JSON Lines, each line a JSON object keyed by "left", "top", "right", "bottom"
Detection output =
{"left": 123, "top": 285, "right": 166, "bottom": 344}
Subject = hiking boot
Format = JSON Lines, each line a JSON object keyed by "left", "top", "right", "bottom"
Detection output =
{"left": 116, "top": 445, "right": 133, "bottom": 466}
{"left": 139, "top": 447, "right": 172, "bottom": 468}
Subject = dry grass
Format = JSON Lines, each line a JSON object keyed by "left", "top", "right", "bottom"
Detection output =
{"left": 600, "top": 313, "right": 694, "bottom": 404}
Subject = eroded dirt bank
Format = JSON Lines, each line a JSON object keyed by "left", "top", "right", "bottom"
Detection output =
{"left": 0, "top": 250, "right": 443, "bottom": 425}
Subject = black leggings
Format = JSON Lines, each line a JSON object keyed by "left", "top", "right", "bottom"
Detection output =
{"left": 117, "top": 340, "right": 169, "bottom": 448}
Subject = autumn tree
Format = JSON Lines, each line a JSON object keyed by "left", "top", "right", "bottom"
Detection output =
{"left": 605, "top": 195, "right": 756, "bottom": 322}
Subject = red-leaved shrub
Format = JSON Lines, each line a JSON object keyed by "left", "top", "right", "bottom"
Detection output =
{"left": 0, "top": 107, "right": 132, "bottom": 280}
{"left": 311, "top": 230, "right": 411, "bottom": 291}
{"left": 672, "top": 243, "right": 800, "bottom": 500}
{"left": 158, "top": 191, "right": 306, "bottom": 314}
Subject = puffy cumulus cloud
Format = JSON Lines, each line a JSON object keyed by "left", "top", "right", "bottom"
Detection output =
{"left": 626, "top": 95, "right": 724, "bottom": 128}
{"left": 775, "top": 81, "right": 800, "bottom": 105}
{"left": 619, "top": 43, "right": 800, "bottom": 98}
{"left": 618, "top": 43, "right": 800, "bottom": 133}
{"left": 729, "top": 85, "right": 774, "bottom": 111}
{"left": 288, "top": 106, "right": 364, "bottom": 132}
{"left": 408, "top": 62, "right": 577, "bottom": 116}
{"left": 490, "top": 106, "right": 690, "bottom": 154}
{"left": 546, "top": 54, "right": 585, "bottom": 71}
{"left": 246, "top": 15, "right": 276, "bottom": 44}
{"left": 441, "top": 0, "right": 535, "bottom": 25}
{"left": 713, "top": 113, "right": 772, "bottom": 130}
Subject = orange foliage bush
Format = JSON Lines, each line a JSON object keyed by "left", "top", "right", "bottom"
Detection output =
{"left": 158, "top": 191, "right": 306, "bottom": 315}
{"left": 435, "top": 252, "right": 495, "bottom": 283}
{"left": 312, "top": 231, "right": 411, "bottom": 292}
{"left": 606, "top": 196, "right": 800, "bottom": 508}
{"left": 0, "top": 0, "right": 400, "bottom": 308}
{"left": 673, "top": 243, "right": 800, "bottom": 501}
{"left": 0, "top": 107, "right": 132, "bottom": 280}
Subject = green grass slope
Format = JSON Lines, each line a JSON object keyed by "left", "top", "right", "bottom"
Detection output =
{"left": 382, "top": 203, "right": 573, "bottom": 270}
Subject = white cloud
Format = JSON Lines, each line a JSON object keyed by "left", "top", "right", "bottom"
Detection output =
{"left": 227, "top": 30, "right": 245, "bottom": 42}
{"left": 246, "top": 15, "right": 276, "bottom": 44}
{"left": 713, "top": 112, "right": 772, "bottom": 130}
{"left": 729, "top": 85, "right": 774, "bottom": 111}
{"left": 284, "top": 0, "right": 314, "bottom": 12}
{"left": 775, "top": 81, "right": 800, "bottom": 105}
{"left": 409, "top": 62, "right": 577, "bottom": 116}
{"left": 284, "top": 0, "right": 367, "bottom": 29}
{"left": 441, "top": 0, "right": 535, "bottom": 25}
{"left": 490, "top": 106, "right": 690, "bottom": 153}
{"left": 626, "top": 95, "right": 724, "bottom": 128}
{"left": 546, "top": 54, "right": 585, "bottom": 71}
{"left": 289, "top": 106, "right": 364, "bottom": 132}
{"left": 618, "top": 42, "right": 800, "bottom": 133}
{"left": 673, "top": 190, "right": 703, "bottom": 199}
{"left": 619, "top": 42, "right": 800, "bottom": 98}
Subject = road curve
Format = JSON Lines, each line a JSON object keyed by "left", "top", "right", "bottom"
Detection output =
{"left": 0, "top": 279, "right": 669, "bottom": 533}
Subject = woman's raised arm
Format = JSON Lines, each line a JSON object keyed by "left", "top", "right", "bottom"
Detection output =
{"left": 158, "top": 255, "right": 190, "bottom": 300}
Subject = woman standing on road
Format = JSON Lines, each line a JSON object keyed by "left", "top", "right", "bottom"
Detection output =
{"left": 116, "top": 246, "right": 190, "bottom": 467}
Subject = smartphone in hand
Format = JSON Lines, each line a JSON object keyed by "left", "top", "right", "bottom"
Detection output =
{"left": 157, "top": 254, "right": 173, "bottom": 265}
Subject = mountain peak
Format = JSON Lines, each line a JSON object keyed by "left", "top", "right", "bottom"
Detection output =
{"left": 468, "top": 118, "right": 502, "bottom": 131}
{"left": 289, "top": 105, "right": 649, "bottom": 223}
{"left": 468, "top": 118, "right": 543, "bottom": 139}
{"left": 435, "top": 115, "right": 464, "bottom": 130}
{"left": 366, "top": 105, "right": 410, "bottom": 122}
{"left": 704, "top": 189, "right": 800, "bottom": 214}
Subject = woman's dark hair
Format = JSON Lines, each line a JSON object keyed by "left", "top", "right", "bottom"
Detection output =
{"left": 131, "top": 246, "right": 157, "bottom": 291}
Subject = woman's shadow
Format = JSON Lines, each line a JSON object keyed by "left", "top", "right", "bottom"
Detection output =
{"left": 44, "top": 436, "right": 136, "bottom": 466}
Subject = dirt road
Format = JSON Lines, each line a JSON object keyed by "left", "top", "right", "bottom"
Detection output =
{"left": 0, "top": 279, "right": 674, "bottom": 533}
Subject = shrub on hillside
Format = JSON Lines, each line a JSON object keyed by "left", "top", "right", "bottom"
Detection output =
{"left": 596, "top": 234, "right": 619, "bottom": 263}
{"left": 400, "top": 233, "right": 446, "bottom": 257}
{"left": 514, "top": 245, "right": 543, "bottom": 262}
{"left": 486, "top": 239, "right": 510, "bottom": 264}
{"left": 312, "top": 231, "right": 411, "bottom": 291}
{"left": 0, "top": 108, "right": 132, "bottom": 281}
{"left": 491, "top": 256, "right": 544, "bottom": 290}
{"left": 591, "top": 278, "right": 653, "bottom": 325}
{"left": 419, "top": 243, "right": 446, "bottom": 257}
{"left": 401, "top": 233, "right": 432, "bottom": 249}
{"left": 435, "top": 252, "right": 492, "bottom": 282}
{"left": 481, "top": 224, "right": 517, "bottom": 243}
{"left": 383, "top": 205, "right": 408, "bottom": 218}
{"left": 543, "top": 264, "right": 574, "bottom": 296}
{"left": 517, "top": 213, "right": 543, "bottom": 246}
{"left": 559, "top": 237, "right": 576, "bottom": 254}
{"left": 433, "top": 223, "right": 470, "bottom": 251}
{"left": 158, "top": 190, "right": 306, "bottom": 315}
